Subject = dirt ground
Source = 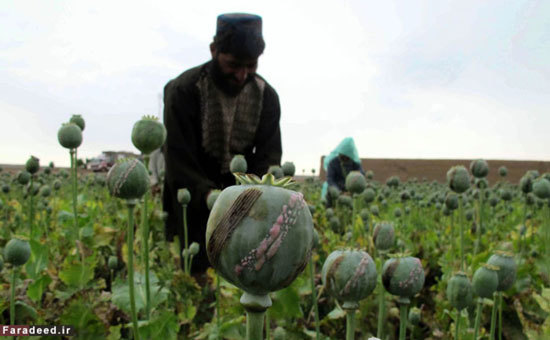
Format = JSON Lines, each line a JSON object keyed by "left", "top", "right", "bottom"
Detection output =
{"left": 318, "top": 157, "right": 550, "bottom": 184}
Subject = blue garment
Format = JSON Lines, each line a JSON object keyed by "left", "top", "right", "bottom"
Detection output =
{"left": 321, "top": 137, "right": 363, "bottom": 200}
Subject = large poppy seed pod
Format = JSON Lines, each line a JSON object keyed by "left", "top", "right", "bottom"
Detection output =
{"left": 321, "top": 250, "right": 377, "bottom": 310}
{"left": 26, "top": 156, "right": 40, "bottom": 175}
{"left": 2, "top": 184, "right": 9, "bottom": 194}
{"left": 533, "top": 178, "right": 550, "bottom": 199}
{"left": 382, "top": 256, "right": 425, "bottom": 299}
{"left": 17, "top": 171, "right": 31, "bottom": 185}
{"left": 447, "top": 166, "right": 470, "bottom": 194}
{"left": 69, "top": 114, "right": 85, "bottom": 131}
{"left": 107, "top": 158, "right": 150, "bottom": 200}
{"left": 44, "top": 167, "right": 51, "bottom": 175}
{"left": 281, "top": 161, "right": 295, "bottom": 177}
{"left": 487, "top": 251, "right": 517, "bottom": 291}
{"left": 445, "top": 192, "right": 459, "bottom": 210}
{"left": 472, "top": 264, "right": 499, "bottom": 299}
{"left": 360, "top": 208, "right": 370, "bottom": 223}
{"left": 446, "top": 272, "right": 473, "bottom": 311}
{"left": 131, "top": 115, "right": 167, "bottom": 155}
{"left": 345, "top": 171, "right": 367, "bottom": 195}
{"left": 57, "top": 123, "right": 83, "bottom": 149}
{"left": 4, "top": 238, "right": 31, "bottom": 266}
{"left": 498, "top": 166, "right": 508, "bottom": 177}
{"left": 177, "top": 188, "right": 191, "bottom": 205}
{"left": 230, "top": 154, "right": 247, "bottom": 173}
{"left": 206, "top": 173, "right": 313, "bottom": 296}
{"left": 400, "top": 190, "right": 411, "bottom": 202}
{"left": 207, "top": 189, "right": 221, "bottom": 210}
{"left": 363, "top": 187, "right": 376, "bottom": 203}
{"left": 470, "top": 159, "right": 489, "bottom": 178}
{"left": 325, "top": 208, "right": 334, "bottom": 218}
{"left": 373, "top": 221, "right": 395, "bottom": 251}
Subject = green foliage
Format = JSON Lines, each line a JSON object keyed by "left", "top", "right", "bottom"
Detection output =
{"left": 112, "top": 272, "right": 168, "bottom": 315}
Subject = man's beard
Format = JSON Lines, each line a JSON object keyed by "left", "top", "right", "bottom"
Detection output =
{"left": 210, "top": 57, "right": 253, "bottom": 96}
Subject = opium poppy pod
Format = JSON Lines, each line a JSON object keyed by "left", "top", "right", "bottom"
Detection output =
{"left": 25, "top": 156, "right": 40, "bottom": 175}
{"left": 107, "top": 158, "right": 150, "bottom": 200}
{"left": 57, "top": 123, "right": 83, "bottom": 149}
{"left": 487, "top": 251, "right": 517, "bottom": 291}
{"left": 345, "top": 171, "right": 367, "bottom": 195}
{"left": 373, "top": 221, "right": 395, "bottom": 251}
{"left": 382, "top": 256, "right": 425, "bottom": 300}
{"left": 131, "top": 115, "right": 167, "bottom": 155}
{"left": 472, "top": 264, "right": 499, "bottom": 299}
{"left": 69, "top": 114, "right": 85, "bottom": 131}
{"left": 470, "top": 159, "right": 489, "bottom": 178}
{"left": 282, "top": 162, "right": 296, "bottom": 177}
{"left": 447, "top": 166, "right": 470, "bottom": 194}
{"left": 447, "top": 272, "right": 473, "bottom": 311}
{"left": 4, "top": 238, "right": 31, "bottom": 267}
{"left": 321, "top": 250, "right": 377, "bottom": 310}
{"left": 206, "top": 174, "right": 314, "bottom": 296}
{"left": 230, "top": 155, "right": 248, "bottom": 174}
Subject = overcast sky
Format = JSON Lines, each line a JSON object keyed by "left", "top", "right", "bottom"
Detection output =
{"left": 2, "top": 0, "right": 549, "bottom": 173}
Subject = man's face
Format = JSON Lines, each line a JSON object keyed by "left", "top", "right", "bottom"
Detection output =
{"left": 211, "top": 49, "right": 258, "bottom": 95}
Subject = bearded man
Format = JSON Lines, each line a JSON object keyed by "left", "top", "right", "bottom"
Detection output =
{"left": 162, "top": 13, "right": 282, "bottom": 273}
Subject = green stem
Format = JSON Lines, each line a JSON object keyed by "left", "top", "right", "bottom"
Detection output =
{"left": 246, "top": 311, "right": 265, "bottom": 340}
{"left": 183, "top": 204, "right": 189, "bottom": 274}
{"left": 142, "top": 191, "right": 151, "bottom": 320}
{"left": 489, "top": 293, "right": 497, "bottom": 340}
{"left": 346, "top": 309, "right": 355, "bottom": 340}
{"left": 474, "top": 190, "right": 483, "bottom": 256}
{"left": 399, "top": 303, "right": 408, "bottom": 340}
{"left": 265, "top": 310, "right": 270, "bottom": 340}
{"left": 216, "top": 274, "right": 221, "bottom": 339}
{"left": 377, "top": 255, "right": 386, "bottom": 340}
{"left": 459, "top": 197, "right": 464, "bottom": 271}
{"left": 10, "top": 267, "right": 17, "bottom": 327}
{"left": 29, "top": 176, "right": 34, "bottom": 237}
{"left": 455, "top": 309, "right": 461, "bottom": 340}
{"left": 498, "top": 292, "right": 503, "bottom": 340}
{"left": 309, "top": 257, "right": 320, "bottom": 340}
{"left": 142, "top": 155, "right": 151, "bottom": 320}
{"left": 473, "top": 299, "right": 483, "bottom": 340}
{"left": 127, "top": 200, "right": 140, "bottom": 340}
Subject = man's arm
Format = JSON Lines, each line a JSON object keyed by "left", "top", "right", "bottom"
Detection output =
{"left": 247, "top": 85, "right": 282, "bottom": 176}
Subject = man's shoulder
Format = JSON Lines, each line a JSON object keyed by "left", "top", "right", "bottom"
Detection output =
{"left": 165, "top": 62, "right": 209, "bottom": 93}
{"left": 254, "top": 73, "right": 279, "bottom": 101}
